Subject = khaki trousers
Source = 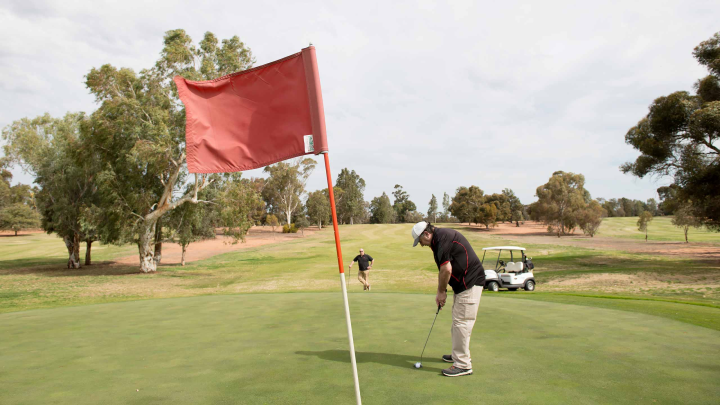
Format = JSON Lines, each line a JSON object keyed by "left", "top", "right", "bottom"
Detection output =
{"left": 358, "top": 270, "right": 369, "bottom": 288}
{"left": 451, "top": 285, "right": 482, "bottom": 369}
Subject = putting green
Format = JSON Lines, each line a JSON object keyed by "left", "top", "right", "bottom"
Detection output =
{"left": 1, "top": 293, "right": 718, "bottom": 404}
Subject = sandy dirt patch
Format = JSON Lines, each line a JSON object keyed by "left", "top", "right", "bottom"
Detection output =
{"left": 114, "top": 226, "right": 323, "bottom": 266}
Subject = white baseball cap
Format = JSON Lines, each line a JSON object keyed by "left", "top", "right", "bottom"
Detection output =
{"left": 411, "top": 221, "right": 428, "bottom": 247}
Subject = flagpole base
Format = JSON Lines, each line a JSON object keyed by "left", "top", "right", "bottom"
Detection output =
{"left": 339, "top": 272, "right": 362, "bottom": 405}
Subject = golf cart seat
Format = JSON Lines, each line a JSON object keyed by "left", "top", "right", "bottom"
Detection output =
{"left": 505, "top": 262, "right": 523, "bottom": 273}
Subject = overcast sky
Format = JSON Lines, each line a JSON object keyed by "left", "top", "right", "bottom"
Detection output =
{"left": 1, "top": 0, "right": 718, "bottom": 212}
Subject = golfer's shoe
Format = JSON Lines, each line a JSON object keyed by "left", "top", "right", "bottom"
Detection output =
{"left": 442, "top": 366, "right": 472, "bottom": 377}
{"left": 367, "top": 285, "right": 371, "bottom": 291}
{"left": 441, "top": 355, "right": 453, "bottom": 363}
{"left": 363, "top": 285, "right": 367, "bottom": 290}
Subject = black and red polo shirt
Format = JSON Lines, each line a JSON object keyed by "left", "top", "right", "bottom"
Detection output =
{"left": 430, "top": 228, "right": 485, "bottom": 294}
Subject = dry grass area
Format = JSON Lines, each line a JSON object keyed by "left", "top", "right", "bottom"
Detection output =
{"left": 461, "top": 221, "right": 720, "bottom": 258}
{"left": 545, "top": 272, "right": 719, "bottom": 296}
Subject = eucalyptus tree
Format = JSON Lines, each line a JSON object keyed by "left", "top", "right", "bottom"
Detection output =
{"left": 392, "top": 184, "right": 416, "bottom": 222}
{"left": 449, "top": 186, "right": 484, "bottom": 224}
{"left": 577, "top": 200, "right": 605, "bottom": 237}
{"left": 672, "top": 203, "right": 703, "bottom": 243}
{"left": 0, "top": 204, "right": 39, "bottom": 236}
{"left": 167, "top": 178, "right": 218, "bottom": 266}
{"left": 623, "top": 32, "right": 720, "bottom": 230}
{"left": 637, "top": 211, "right": 654, "bottom": 241}
{"left": 335, "top": 169, "right": 366, "bottom": 224}
{"left": 531, "top": 171, "right": 590, "bottom": 237}
{"left": 306, "top": 189, "right": 331, "bottom": 229}
{"left": 262, "top": 158, "right": 316, "bottom": 225}
{"left": 503, "top": 188, "right": 524, "bottom": 226}
{"left": 427, "top": 194, "right": 438, "bottom": 223}
{"left": 2, "top": 113, "right": 99, "bottom": 267}
{"left": 216, "top": 173, "right": 261, "bottom": 242}
{"left": 370, "top": 192, "right": 394, "bottom": 224}
{"left": 476, "top": 203, "right": 498, "bottom": 229}
{"left": 441, "top": 192, "right": 451, "bottom": 221}
{"left": 81, "top": 29, "right": 254, "bottom": 272}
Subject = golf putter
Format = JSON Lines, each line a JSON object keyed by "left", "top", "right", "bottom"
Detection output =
{"left": 415, "top": 304, "right": 442, "bottom": 369}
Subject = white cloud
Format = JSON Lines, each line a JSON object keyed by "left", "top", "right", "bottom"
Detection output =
{"left": 1, "top": 0, "right": 717, "bottom": 211}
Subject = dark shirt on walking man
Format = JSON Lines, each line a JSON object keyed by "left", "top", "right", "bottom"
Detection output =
{"left": 353, "top": 254, "right": 374, "bottom": 271}
{"left": 431, "top": 228, "right": 485, "bottom": 294}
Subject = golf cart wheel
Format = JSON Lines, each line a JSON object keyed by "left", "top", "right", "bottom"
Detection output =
{"left": 507, "top": 288, "right": 518, "bottom": 291}
{"left": 524, "top": 280, "right": 535, "bottom": 291}
{"left": 487, "top": 281, "right": 499, "bottom": 292}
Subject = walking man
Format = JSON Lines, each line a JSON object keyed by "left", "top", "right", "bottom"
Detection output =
{"left": 412, "top": 222, "right": 485, "bottom": 377}
{"left": 349, "top": 249, "right": 374, "bottom": 291}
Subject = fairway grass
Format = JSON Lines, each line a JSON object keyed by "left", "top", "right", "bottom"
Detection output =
{"left": 2, "top": 225, "right": 719, "bottom": 324}
{"left": 597, "top": 217, "right": 720, "bottom": 243}
{"left": 1, "top": 293, "right": 718, "bottom": 404}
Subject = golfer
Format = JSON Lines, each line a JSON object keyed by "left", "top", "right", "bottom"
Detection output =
{"left": 349, "top": 249, "right": 374, "bottom": 291}
{"left": 412, "top": 221, "right": 485, "bottom": 377}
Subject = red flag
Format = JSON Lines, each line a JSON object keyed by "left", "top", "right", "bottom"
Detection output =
{"left": 174, "top": 46, "right": 328, "bottom": 173}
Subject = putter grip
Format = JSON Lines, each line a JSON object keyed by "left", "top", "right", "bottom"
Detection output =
{"left": 436, "top": 304, "right": 441, "bottom": 314}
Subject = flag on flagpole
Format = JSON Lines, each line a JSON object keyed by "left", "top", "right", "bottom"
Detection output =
{"left": 174, "top": 46, "right": 362, "bottom": 405}
{"left": 174, "top": 46, "right": 328, "bottom": 173}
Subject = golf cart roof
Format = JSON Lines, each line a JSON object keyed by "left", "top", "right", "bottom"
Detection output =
{"left": 482, "top": 246, "right": 526, "bottom": 251}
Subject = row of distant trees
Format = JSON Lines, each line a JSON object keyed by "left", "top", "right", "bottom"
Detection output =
{"left": 2, "top": 30, "right": 717, "bottom": 271}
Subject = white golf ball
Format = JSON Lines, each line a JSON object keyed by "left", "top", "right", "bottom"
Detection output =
{"left": 414, "top": 362, "right": 422, "bottom": 369}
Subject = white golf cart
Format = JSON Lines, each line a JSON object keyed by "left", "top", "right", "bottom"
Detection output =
{"left": 482, "top": 246, "right": 536, "bottom": 292}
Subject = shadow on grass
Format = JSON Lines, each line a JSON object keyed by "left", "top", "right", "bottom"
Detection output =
{"left": 296, "top": 350, "right": 444, "bottom": 374}
{"left": 0, "top": 260, "right": 143, "bottom": 276}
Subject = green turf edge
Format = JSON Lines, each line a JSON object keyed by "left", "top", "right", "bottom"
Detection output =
{"left": 529, "top": 292, "right": 720, "bottom": 308}
{"left": 498, "top": 291, "right": 720, "bottom": 331}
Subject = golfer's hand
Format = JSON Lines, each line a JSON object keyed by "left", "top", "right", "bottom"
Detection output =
{"left": 436, "top": 291, "right": 447, "bottom": 308}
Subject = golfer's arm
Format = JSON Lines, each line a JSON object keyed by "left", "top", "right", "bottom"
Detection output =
{"left": 349, "top": 261, "right": 355, "bottom": 269}
{"left": 437, "top": 262, "right": 452, "bottom": 292}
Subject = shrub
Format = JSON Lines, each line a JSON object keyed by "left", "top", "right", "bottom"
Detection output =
{"left": 282, "top": 223, "right": 298, "bottom": 233}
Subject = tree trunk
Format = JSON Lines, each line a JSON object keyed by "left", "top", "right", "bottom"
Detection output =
{"left": 318, "top": 220, "right": 322, "bottom": 229}
{"left": 85, "top": 240, "right": 93, "bottom": 266}
{"left": 138, "top": 221, "right": 157, "bottom": 273}
{"left": 14, "top": 229, "right": 18, "bottom": 236}
{"left": 64, "top": 233, "right": 81, "bottom": 269}
{"left": 684, "top": 227, "right": 689, "bottom": 243}
{"left": 350, "top": 217, "right": 354, "bottom": 225}
{"left": 181, "top": 245, "right": 187, "bottom": 266}
{"left": 286, "top": 211, "right": 292, "bottom": 226}
{"left": 153, "top": 218, "right": 163, "bottom": 265}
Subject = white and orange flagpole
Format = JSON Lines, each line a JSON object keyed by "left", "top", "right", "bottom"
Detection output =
{"left": 323, "top": 151, "right": 361, "bottom": 405}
